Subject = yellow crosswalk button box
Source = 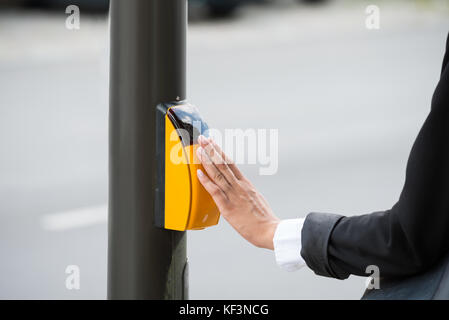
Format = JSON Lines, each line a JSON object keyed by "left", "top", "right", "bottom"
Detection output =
{"left": 155, "top": 102, "right": 220, "bottom": 231}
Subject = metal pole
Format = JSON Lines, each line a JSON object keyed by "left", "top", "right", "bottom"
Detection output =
{"left": 108, "top": 0, "right": 188, "bottom": 299}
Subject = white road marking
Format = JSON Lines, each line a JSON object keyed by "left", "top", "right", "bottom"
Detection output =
{"left": 41, "top": 204, "right": 107, "bottom": 231}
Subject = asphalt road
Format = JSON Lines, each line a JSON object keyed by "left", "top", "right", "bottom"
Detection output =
{"left": 0, "top": 0, "right": 448, "bottom": 299}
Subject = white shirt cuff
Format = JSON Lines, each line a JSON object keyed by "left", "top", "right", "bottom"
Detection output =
{"left": 273, "top": 218, "right": 306, "bottom": 272}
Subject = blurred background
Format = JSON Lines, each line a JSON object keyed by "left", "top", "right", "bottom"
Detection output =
{"left": 0, "top": 0, "right": 448, "bottom": 299}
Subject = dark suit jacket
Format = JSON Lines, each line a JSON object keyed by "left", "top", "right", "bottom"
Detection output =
{"left": 301, "top": 33, "right": 449, "bottom": 280}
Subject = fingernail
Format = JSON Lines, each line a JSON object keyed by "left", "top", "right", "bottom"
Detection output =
{"left": 198, "top": 135, "right": 204, "bottom": 143}
{"left": 197, "top": 169, "right": 204, "bottom": 178}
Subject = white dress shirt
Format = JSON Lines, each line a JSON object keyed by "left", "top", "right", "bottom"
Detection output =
{"left": 273, "top": 218, "right": 306, "bottom": 271}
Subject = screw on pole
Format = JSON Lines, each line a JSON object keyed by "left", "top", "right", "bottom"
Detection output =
{"left": 108, "top": 0, "right": 188, "bottom": 299}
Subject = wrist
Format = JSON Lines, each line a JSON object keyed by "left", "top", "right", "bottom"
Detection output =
{"left": 262, "top": 220, "right": 279, "bottom": 250}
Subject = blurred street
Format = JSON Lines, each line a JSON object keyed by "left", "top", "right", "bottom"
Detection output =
{"left": 0, "top": 0, "right": 448, "bottom": 299}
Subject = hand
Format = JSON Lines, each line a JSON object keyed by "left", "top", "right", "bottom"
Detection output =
{"left": 196, "top": 135, "right": 280, "bottom": 250}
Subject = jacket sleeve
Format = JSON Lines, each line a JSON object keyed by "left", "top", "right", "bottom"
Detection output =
{"left": 300, "top": 33, "right": 449, "bottom": 280}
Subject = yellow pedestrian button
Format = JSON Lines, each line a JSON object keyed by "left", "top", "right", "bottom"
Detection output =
{"left": 155, "top": 102, "right": 220, "bottom": 231}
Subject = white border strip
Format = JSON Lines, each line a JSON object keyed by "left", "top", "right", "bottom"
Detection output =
{"left": 41, "top": 204, "right": 107, "bottom": 231}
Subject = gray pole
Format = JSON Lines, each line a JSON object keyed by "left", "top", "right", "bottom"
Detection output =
{"left": 108, "top": 0, "right": 188, "bottom": 299}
